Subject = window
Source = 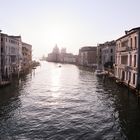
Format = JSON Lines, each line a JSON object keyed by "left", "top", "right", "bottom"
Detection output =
{"left": 134, "top": 55, "right": 136, "bottom": 67}
{"left": 11, "top": 56, "right": 16, "bottom": 63}
{"left": 121, "top": 55, "right": 128, "bottom": 65}
{"left": 133, "top": 73, "right": 135, "bottom": 85}
{"left": 126, "top": 71, "right": 128, "bottom": 80}
{"left": 1, "top": 47, "right": 3, "bottom": 53}
{"left": 118, "top": 68, "right": 121, "bottom": 78}
{"left": 119, "top": 43, "right": 120, "bottom": 48}
{"left": 134, "top": 36, "right": 137, "bottom": 48}
{"left": 130, "top": 38, "right": 132, "bottom": 48}
{"left": 110, "top": 56, "right": 113, "bottom": 62}
{"left": 129, "top": 72, "right": 131, "bottom": 82}
{"left": 130, "top": 55, "right": 132, "bottom": 66}
{"left": 121, "top": 40, "right": 128, "bottom": 47}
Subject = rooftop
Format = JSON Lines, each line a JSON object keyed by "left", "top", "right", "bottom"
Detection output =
{"left": 80, "top": 46, "right": 97, "bottom": 52}
{"left": 116, "top": 27, "right": 140, "bottom": 41}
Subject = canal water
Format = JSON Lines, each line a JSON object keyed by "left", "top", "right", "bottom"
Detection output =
{"left": 0, "top": 62, "right": 140, "bottom": 140}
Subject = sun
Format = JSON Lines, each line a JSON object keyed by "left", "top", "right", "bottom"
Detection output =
{"left": 42, "top": 21, "right": 76, "bottom": 54}
{"left": 48, "top": 24, "right": 67, "bottom": 44}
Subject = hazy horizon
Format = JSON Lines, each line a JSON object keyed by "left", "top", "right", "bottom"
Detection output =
{"left": 1, "top": 0, "right": 140, "bottom": 59}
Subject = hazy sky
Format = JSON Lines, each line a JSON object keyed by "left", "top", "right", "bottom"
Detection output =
{"left": 1, "top": 0, "right": 140, "bottom": 58}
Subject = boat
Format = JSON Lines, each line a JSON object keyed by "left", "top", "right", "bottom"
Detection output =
{"left": 95, "top": 69, "right": 106, "bottom": 76}
{"left": 115, "top": 79, "right": 123, "bottom": 85}
{"left": 0, "top": 81, "right": 11, "bottom": 88}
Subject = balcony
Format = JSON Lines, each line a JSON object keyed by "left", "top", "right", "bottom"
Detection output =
{"left": 124, "top": 65, "right": 137, "bottom": 71}
{"left": 125, "top": 66, "right": 132, "bottom": 71}
{"left": 118, "top": 46, "right": 130, "bottom": 52}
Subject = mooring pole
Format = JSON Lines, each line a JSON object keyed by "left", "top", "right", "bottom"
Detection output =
{"left": 127, "top": 80, "right": 130, "bottom": 95}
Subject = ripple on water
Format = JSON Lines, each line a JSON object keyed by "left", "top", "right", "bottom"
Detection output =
{"left": 0, "top": 62, "right": 140, "bottom": 139}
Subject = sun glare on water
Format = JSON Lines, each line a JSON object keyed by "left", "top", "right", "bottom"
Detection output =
{"left": 50, "top": 66, "right": 62, "bottom": 98}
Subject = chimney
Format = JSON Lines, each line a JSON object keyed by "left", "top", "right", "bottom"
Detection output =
{"left": 125, "top": 30, "right": 128, "bottom": 34}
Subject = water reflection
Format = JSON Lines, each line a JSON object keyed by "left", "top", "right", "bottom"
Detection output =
{"left": 96, "top": 76, "right": 140, "bottom": 139}
{"left": 0, "top": 75, "right": 30, "bottom": 139}
{"left": 0, "top": 62, "right": 140, "bottom": 139}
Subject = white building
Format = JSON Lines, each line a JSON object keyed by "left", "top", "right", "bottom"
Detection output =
{"left": 97, "top": 41, "right": 116, "bottom": 70}
{"left": 62, "top": 53, "right": 77, "bottom": 64}
{"left": 115, "top": 27, "right": 140, "bottom": 89}
{"left": 101, "top": 41, "right": 116, "bottom": 68}
{"left": 61, "top": 48, "right": 66, "bottom": 54}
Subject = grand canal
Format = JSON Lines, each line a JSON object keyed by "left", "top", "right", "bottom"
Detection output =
{"left": 0, "top": 61, "right": 140, "bottom": 140}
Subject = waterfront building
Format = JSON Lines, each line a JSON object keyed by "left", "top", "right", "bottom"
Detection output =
{"left": 61, "top": 47, "right": 66, "bottom": 54}
{"left": 0, "top": 31, "right": 1, "bottom": 82}
{"left": 78, "top": 46, "right": 97, "bottom": 67}
{"left": 22, "top": 42, "right": 32, "bottom": 71}
{"left": 97, "top": 41, "right": 116, "bottom": 70}
{"left": 59, "top": 47, "right": 67, "bottom": 63}
{"left": 115, "top": 27, "right": 140, "bottom": 89}
{"left": 0, "top": 30, "right": 32, "bottom": 83}
{"left": 47, "top": 46, "right": 78, "bottom": 64}
{"left": 10, "top": 35, "right": 23, "bottom": 74}
{"left": 97, "top": 43, "right": 102, "bottom": 69}
{"left": 60, "top": 53, "right": 78, "bottom": 64}
{"left": 1, "top": 34, "right": 22, "bottom": 79}
{"left": 47, "top": 45, "right": 60, "bottom": 62}
{"left": 52, "top": 44, "right": 60, "bottom": 62}
{"left": 59, "top": 48, "right": 78, "bottom": 64}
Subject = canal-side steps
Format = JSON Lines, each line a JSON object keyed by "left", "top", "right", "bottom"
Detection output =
{"left": 0, "top": 81, "right": 11, "bottom": 88}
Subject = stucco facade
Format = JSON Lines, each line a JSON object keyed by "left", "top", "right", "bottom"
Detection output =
{"left": 79, "top": 46, "right": 97, "bottom": 67}
{"left": 47, "top": 45, "right": 60, "bottom": 62}
{"left": 1, "top": 34, "right": 22, "bottom": 79}
{"left": 97, "top": 41, "right": 116, "bottom": 70}
{"left": 115, "top": 27, "right": 140, "bottom": 89}
{"left": 0, "top": 32, "right": 1, "bottom": 82}
{"left": 22, "top": 42, "right": 32, "bottom": 71}
{"left": 60, "top": 53, "right": 77, "bottom": 64}
{"left": 47, "top": 46, "right": 77, "bottom": 64}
